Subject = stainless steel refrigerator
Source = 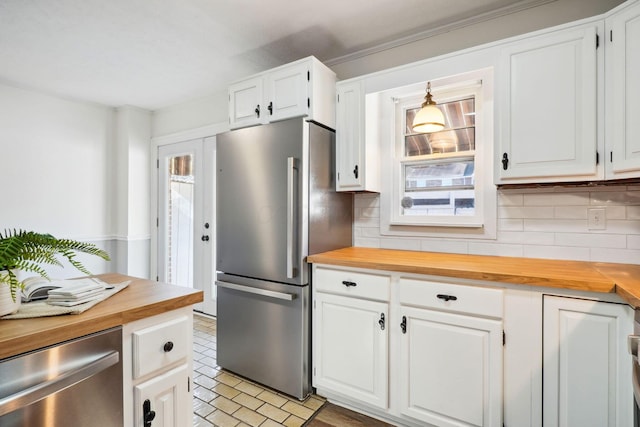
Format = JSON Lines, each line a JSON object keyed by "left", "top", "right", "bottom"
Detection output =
{"left": 215, "top": 117, "right": 353, "bottom": 399}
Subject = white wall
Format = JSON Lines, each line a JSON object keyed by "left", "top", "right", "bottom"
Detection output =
{"left": 0, "top": 82, "right": 116, "bottom": 275}
{"left": 152, "top": 91, "right": 228, "bottom": 138}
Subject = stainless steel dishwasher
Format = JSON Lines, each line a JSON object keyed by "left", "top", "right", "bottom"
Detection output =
{"left": 0, "top": 326, "right": 123, "bottom": 426}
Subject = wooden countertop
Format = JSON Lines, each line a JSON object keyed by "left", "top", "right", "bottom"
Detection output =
{"left": 0, "top": 273, "right": 203, "bottom": 360}
{"left": 307, "top": 247, "right": 640, "bottom": 306}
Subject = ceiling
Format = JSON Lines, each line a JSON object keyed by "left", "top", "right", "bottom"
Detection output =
{"left": 0, "top": 0, "right": 547, "bottom": 110}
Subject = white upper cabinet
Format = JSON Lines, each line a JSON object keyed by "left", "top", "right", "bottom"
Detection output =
{"left": 606, "top": 1, "right": 640, "bottom": 179}
{"left": 228, "top": 56, "right": 336, "bottom": 129}
{"left": 496, "top": 23, "right": 602, "bottom": 184}
{"left": 228, "top": 76, "right": 263, "bottom": 129}
{"left": 335, "top": 80, "right": 380, "bottom": 192}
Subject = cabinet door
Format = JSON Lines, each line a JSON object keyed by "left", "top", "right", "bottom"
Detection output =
{"left": 606, "top": 2, "right": 640, "bottom": 178}
{"left": 266, "top": 61, "right": 309, "bottom": 122}
{"left": 313, "top": 292, "right": 388, "bottom": 409}
{"left": 336, "top": 81, "right": 364, "bottom": 191}
{"left": 543, "top": 296, "right": 633, "bottom": 427}
{"left": 399, "top": 306, "right": 502, "bottom": 427}
{"left": 497, "top": 24, "right": 600, "bottom": 183}
{"left": 134, "top": 364, "right": 190, "bottom": 427}
{"left": 229, "top": 76, "right": 263, "bottom": 129}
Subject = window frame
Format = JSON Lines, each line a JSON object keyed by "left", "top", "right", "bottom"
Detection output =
{"left": 377, "top": 68, "right": 496, "bottom": 239}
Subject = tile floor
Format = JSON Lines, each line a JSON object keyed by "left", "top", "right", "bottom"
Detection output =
{"left": 192, "top": 313, "right": 326, "bottom": 427}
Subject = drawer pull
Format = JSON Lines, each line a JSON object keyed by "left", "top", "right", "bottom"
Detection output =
{"left": 163, "top": 341, "right": 174, "bottom": 352}
{"left": 436, "top": 294, "right": 457, "bottom": 302}
{"left": 342, "top": 281, "right": 357, "bottom": 287}
{"left": 400, "top": 316, "right": 407, "bottom": 334}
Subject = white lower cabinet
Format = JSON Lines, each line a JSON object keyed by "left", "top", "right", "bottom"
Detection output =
{"left": 399, "top": 307, "right": 502, "bottom": 427}
{"left": 313, "top": 292, "right": 388, "bottom": 409}
{"left": 543, "top": 295, "right": 633, "bottom": 427}
{"left": 312, "top": 265, "right": 503, "bottom": 427}
{"left": 123, "top": 307, "right": 193, "bottom": 427}
{"left": 134, "top": 364, "right": 190, "bottom": 427}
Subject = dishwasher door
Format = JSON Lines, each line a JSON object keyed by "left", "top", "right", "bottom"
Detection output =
{"left": 0, "top": 326, "right": 123, "bottom": 427}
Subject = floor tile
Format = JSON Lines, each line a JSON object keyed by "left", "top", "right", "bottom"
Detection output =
{"left": 212, "top": 395, "right": 242, "bottom": 415}
{"left": 232, "top": 392, "right": 264, "bottom": 411}
{"left": 206, "top": 409, "right": 239, "bottom": 427}
{"left": 257, "top": 403, "right": 289, "bottom": 423}
{"left": 282, "top": 414, "right": 305, "bottom": 427}
{"left": 282, "top": 401, "right": 315, "bottom": 419}
{"left": 233, "top": 406, "right": 267, "bottom": 426}
{"left": 256, "top": 389, "right": 288, "bottom": 408}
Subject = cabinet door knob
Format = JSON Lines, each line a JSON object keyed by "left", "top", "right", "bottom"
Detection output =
{"left": 353, "top": 164, "right": 359, "bottom": 179}
{"left": 400, "top": 316, "right": 407, "bottom": 334}
{"left": 502, "top": 153, "right": 509, "bottom": 170}
{"left": 143, "top": 399, "right": 156, "bottom": 427}
{"left": 341, "top": 280, "right": 357, "bottom": 287}
{"left": 268, "top": 101, "right": 273, "bottom": 115}
{"left": 201, "top": 235, "right": 210, "bottom": 242}
{"left": 436, "top": 294, "right": 458, "bottom": 302}
{"left": 255, "top": 104, "right": 260, "bottom": 118}
{"left": 163, "top": 341, "right": 174, "bottom": 352}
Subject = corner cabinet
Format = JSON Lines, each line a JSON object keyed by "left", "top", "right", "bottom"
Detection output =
{"left": 605, "top": 0, "right": 640, "bottom": 179}
{"left": 496, "top": 22, "right": 602, "bottom": 184}
{"left": 542, "top": 295, "right": 633, "bottom": 427}
{"left": 335, "top": 80, "right": 380, "bottom": 192}
{"left": 123, "top": 307, "right": 193, "bottom": 427}
{"left": 229, "top": 56, "right": 336, "bottom": 130}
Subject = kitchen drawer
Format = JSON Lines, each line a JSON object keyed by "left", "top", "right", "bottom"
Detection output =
{"left": 399, "top": 278, "right": 503, "bottom": 318}
{"left": 132, "top": 315, "right": 189, "bottom": 379}
{"left": 315, "top": 266, "right": 390, "bottom": 301}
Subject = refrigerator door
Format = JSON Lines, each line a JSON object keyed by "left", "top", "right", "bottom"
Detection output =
{"left": 216, "top": 273, "right": 310, "bottom": 399}
{"left": 217, "top": 119, "right": 305, "bottom": 285}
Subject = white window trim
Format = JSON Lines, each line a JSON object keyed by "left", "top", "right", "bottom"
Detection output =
{"left": 377, "top": 68, "right": 497, "bottom": 240}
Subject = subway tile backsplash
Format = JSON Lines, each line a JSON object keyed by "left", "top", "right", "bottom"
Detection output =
{"left": 353, "top": 185, "right": 640, "bottom": 265}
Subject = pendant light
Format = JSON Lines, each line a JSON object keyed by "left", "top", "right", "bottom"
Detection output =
{"left": 412, "top": 82, "right": 445, "bottom": 133}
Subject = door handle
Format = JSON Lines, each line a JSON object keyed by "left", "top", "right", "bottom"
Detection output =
{"left": 0, "top": 351, "right": 119, "bottom": 416}
{"left": 286, "top": 157, "right": 298, "bottom": 279}
{"left": 143, "top": 399, "right": 156, "bottom": 427}
{"left": 216, "top": 280, "right": 296, "bottom": 301}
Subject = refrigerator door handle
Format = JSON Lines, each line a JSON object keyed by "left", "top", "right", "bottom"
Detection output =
{"left": 215, "top": 280, "right": 296, "bottom": 301}
{"left": 287, "top": 157, "right": 298, "bottom": 279}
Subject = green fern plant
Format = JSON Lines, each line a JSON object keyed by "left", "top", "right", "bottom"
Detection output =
{"left": 0, "top": 229, "right": 110, "bottom": 302}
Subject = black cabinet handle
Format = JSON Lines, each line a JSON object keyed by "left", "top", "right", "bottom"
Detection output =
{"left": 201, "top": 235, "right": 210, "bottom": 242}
{"left": 502, "top": 153, "right": 509, "bottom": 170}
{"left": 341, "top": 281, "right": 357, "bottom": 287}
{"left": 353, "top": 165, "right": 359, "bottom": 179}
{"left": 163, "top": 341, "right": 174, "bottom": 352}
{"left": 379, "top": 313, "right": 385, "bottom": 330}
{"left": 436, "top": 294, "right": 458, "bottom": 302}
{"left": 143, "top": 399, "right": 156, "bottom": 427}
{"left": 255, "top": 104, "right": 260, "bottom": 118}
{"left": 268, "top": 101, "right": 273, "bottom": 115}
{"left": 400, "top": 316, "right": 407, "bottom": 334}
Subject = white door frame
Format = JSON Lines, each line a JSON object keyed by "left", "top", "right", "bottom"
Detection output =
{"left": 151, "top": 123, "right": 226, "bottom": 316}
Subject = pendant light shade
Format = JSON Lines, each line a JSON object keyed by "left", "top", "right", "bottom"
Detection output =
{"left": 412, "top": 82, "right": 445, "bottom": 133}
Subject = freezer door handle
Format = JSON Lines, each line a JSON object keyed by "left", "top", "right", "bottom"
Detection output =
{"left": 287, "top": 157, "right": 299, "bottom": 279}
{"left": 0, "top": 350, "right": 119, "bottom": 416}
{"left": 216, "top": 280, "right": 297, "bottom": 301}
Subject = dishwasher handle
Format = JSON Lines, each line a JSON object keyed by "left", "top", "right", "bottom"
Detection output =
{"left": 0, "top": 350, "right": 120, "bottom": 417}
{"left": 216, "top": 280, "right": 296, "bottom": 301}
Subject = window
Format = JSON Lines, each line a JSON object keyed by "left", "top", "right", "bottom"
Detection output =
{"left": 400, "top": 96, "right": 476, "bottom": 219}
{"left": 378, "top": 68, "right": 496, "bottom": 239}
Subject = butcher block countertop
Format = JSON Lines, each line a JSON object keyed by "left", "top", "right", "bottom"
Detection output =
{"left": 0, "top": 273, "right": 203, "bottom": 360}
{"left": 307, "top": 247, "right": 640, "bottom": 307}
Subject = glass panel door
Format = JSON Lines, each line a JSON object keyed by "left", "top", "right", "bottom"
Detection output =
{"left": 158, "top": 138, "right": 216, "bottom": 315}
